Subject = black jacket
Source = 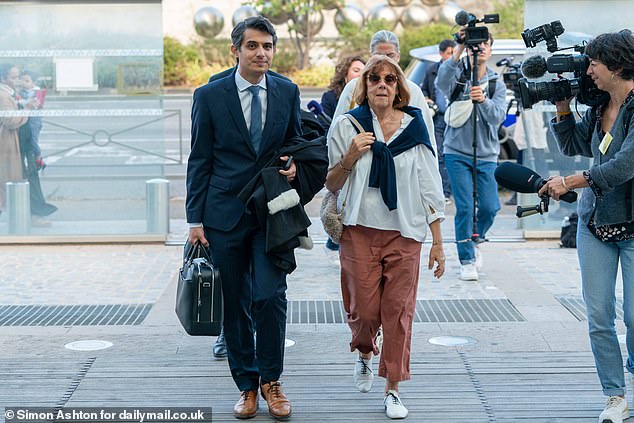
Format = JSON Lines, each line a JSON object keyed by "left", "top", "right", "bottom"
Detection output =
{"left": 238, "top": 134, "right": 328, "bottom": 273}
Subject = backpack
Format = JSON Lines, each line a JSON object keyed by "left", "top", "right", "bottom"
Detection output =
{"left": 300, "top": 109, "right": 327, "bottom": 140}
{"left": 559, "top": 212, "right": 578, "bottom": 248}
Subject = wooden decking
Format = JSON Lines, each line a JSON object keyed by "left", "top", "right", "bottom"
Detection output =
{"left": 2, "top": 351, "right": 616, "bottom": 422}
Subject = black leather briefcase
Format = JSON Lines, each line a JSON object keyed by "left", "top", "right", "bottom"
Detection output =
{"left": 175, "top": 241, "right": 222, "bottom": 336}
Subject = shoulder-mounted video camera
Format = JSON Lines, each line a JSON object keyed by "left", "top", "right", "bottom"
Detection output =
{"left": 517, "top": 20, "right": 608, "bottom": 109}
{"left": 453, "top": 10, "right": 499, "bottom": 47}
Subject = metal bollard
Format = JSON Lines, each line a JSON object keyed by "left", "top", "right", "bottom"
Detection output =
{"left": 146, "top": 178, "right": 170, "bottom": 233}
{"left": 6, "top": 181, "right": 31, "bottom": 234}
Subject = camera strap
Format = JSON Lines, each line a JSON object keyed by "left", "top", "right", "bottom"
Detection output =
{"left": 448, "top": 59, "right": 496, "bottom": 106}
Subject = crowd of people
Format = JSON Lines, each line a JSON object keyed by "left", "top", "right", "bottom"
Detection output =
{"left": 0, "top": 63, "right": 56, "bottom": 224}
{"left": 187, "top": 16, "right": 634, "bottom": 422}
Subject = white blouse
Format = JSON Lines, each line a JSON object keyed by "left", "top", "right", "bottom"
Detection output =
{"left": 327, "top": 108, "right": 445, "bottom": 242}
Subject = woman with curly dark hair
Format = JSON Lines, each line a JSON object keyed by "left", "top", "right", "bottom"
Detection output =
{"left": 540, "top": 29, "right": 634, "bottom": 423}
{"left": 321, "top": 55, "right": 365, "bottom": 261}
{"left": 321, "top": 55, "right": 365, "bottom": 119}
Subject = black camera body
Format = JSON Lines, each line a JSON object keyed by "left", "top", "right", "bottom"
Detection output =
{"left": 521, "top": 21, "right": 565, "bottom": 52}
{"left": 453, "top": 11, "right": 499, "bottom": 46}
{"left": 502, "top": 62, "right": 523, "bottom": 102}
{"left": 517, "top": 21, "right": 608, "bottom": 109}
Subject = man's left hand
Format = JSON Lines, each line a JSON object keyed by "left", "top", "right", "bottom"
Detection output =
{"left": 279, "top": 155, "right": 296, "bottom": 182}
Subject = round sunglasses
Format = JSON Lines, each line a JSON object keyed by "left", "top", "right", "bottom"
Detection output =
{"left": 367, "top": 73, "right": 398, "bottom": 86}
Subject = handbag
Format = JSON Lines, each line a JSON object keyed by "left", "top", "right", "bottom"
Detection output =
{"left": 175, "top": 241, "right": 223, "bottom": 336}
{"left": 319, "top": 114, "right": 365, "bottom": 243}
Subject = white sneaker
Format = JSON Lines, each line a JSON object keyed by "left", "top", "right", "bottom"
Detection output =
{"left": 598, "top": 396, "right": 629, "bottom": 423}
{"left": 384, "top": 390, "right": 408, "bottom": 419}
{"left": 353, "top": 354, "right": 373, "bottom": 393}
{"left": 459, "top": 263, "right": 479, "bottom": 281}
{"left": 323, "top": 244, "right": 341, "bottom": 268}
{"left": 475, "top": 245, "right": 483, "bottom": 270}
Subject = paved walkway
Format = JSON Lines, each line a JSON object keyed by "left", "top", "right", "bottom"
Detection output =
{"left": 0, "top": 197, "right": 631, "bottom": 422}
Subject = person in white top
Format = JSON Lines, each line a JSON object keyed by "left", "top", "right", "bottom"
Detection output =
{"left": 330, "top": 30, "right": 437, "bottom": 157}
{"left": 325, "top": 55, "right": 445, "bottom": 419}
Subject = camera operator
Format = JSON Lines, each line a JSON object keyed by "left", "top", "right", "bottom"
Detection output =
{"left": 435, "top": 29, "right": 506, "bottom": 281}
{"left": 421, "top": 39, "right": 456, "bottom": 202}
{"left": 539, "top": 30, "right": 634, "bottom": 423}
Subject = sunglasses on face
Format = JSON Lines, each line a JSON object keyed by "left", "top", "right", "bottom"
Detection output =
{"left": 367, "top": 73, "right": 398, "bottom": 86}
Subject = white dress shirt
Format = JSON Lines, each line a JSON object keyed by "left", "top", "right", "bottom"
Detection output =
{"left": 330, "top": 77, "right": 437, "bottom": 156}
{"left": 327, "top": 108, "right": 445, "bottom": 243}
{"left": 188, "top": 70, "right": 268, "bottom": 229}
{"left": 235, "top": 70, "right": 268, "bottom": 131}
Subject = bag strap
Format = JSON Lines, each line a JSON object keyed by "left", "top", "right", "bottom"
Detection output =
{"left": 337, "top": 114, "right": 364, "bottom": 211}
{"left": 348, "top": 79, "right": 360, "bottom": 111}
{"left": 184, "top": 240, "right": 211, "bottom": 263}
{"left": 346, "top": 114, "right": 365, "bottom": 134}
{"left": 448, "top": 60, "right": 496, "bottom": 106}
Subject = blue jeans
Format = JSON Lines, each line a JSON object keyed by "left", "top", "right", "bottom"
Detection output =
{"left": 444, "top": 154, "right": 500, "bottom": 264}
{"left": 577, "top": 223, "right": 634, "bottom": 396}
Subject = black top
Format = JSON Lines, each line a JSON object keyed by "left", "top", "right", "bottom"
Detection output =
{"left": 320, "top": 89, "right": 337, "bottom": 119}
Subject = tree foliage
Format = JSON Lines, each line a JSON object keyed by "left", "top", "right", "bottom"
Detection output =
{"left": 491, "top": 0, "right": 524, "bottom": 39}
{"left": 251, "top": 0, "right": 329, "bottom": 69}
{"left": 398, "top": 23, "right": 454, "bottom": 69}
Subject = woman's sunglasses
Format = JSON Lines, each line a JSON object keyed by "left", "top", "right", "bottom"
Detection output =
{"left": 367, "top": 73, "right": 398, "bottom": 86}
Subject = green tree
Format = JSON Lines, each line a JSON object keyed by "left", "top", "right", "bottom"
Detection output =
{"left": 491, "top": 0, "right": 524, "bottom": 39}
{"left": 252, "top": 0, "right": 331, "bottom": 69}
{"left": 398, "top": 23, "right": 454, "bottom": 69}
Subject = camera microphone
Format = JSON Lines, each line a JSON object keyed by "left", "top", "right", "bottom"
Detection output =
{"left": 521, "top": 55, "right": 548, "bottom": 79}
{"left": 307, "top": 100, "right": 324, "bottom": 115}
{"left": 496, "top": 57, "right": 512, "bottom": 67}
{"left": 494, "top": 162, "right": 577, "bottom": 203}
{"left": 455, "top": 10, "right": 470, "bottom": 26}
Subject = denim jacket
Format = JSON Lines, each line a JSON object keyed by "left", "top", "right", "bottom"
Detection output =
{"left": 551, "top": 92, "right": 634, "bottom": 226}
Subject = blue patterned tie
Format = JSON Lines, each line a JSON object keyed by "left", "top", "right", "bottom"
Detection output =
{"left": 247, "top": 85, "right": 262, "bottom": 153}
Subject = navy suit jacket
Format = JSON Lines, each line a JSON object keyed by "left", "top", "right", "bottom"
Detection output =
{"left": 186, "top": 72, "right": 302, "bottom": 232}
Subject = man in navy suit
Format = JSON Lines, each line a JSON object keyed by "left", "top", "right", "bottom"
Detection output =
{"left": 207, "top": 66, "right": 290, "bottom": 361}
{"left": 186, "top": 16, "right": 301, "bottom": 420}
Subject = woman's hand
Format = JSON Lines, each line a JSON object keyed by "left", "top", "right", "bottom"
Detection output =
{"left": 554, "top": 97, "right": 573, "bottom": 113}
{"left": 537, "top": 176, "right": 568, "bottom": 201}
{"left": 344, "top": 132, "right": 374, "bottom": 165}
{"left": 428, "top": 243, "right": 445, "bottom": 279}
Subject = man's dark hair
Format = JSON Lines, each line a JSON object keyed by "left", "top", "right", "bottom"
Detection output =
{"left": 585, "top": 29, "right": 634, "bottom": 80}
{"left": 438, "top": 39, "right": 456, "bottom": 52}
{"left": 231, "top": 16, "right": 278, "bottom": 49}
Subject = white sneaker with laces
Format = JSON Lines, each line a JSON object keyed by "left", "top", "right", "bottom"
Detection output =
{"left": 459, "top": 263, "right": 479, "bottom": 281}
{"left": 353, "top": 354, "right": 373, "bottom": 393}
{"left": 384, "top": 390, "right": 408, "bottom": 419}
{"left": 475, "top": 244, "right": 483, "bottom": 270}
{"left": 598, "top": 396, "right": 629, "bottom": 423}
{"left": 323, "top": 244, "right": 341, "bottom": 268}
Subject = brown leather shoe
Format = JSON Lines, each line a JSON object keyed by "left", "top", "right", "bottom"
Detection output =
{"left": 260, "top": 381, "right": 291, "bottom": 419}
{"left": 233, "top": 390, "right": 258, "bottom": 419}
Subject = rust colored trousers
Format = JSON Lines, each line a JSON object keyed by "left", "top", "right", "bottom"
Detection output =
{"left": 340, "top": 225, "right": 421, "bottom": 382}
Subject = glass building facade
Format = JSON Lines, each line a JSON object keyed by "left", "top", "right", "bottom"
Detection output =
{"left": 0, "top": 1, "right": 176, "bottom": 240}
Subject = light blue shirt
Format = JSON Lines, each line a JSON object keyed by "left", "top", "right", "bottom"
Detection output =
{"left": 234, "top": 70, "right": 267, "bottom": 132}
{"left": 188, "top": 71, "right": 269, "bottom": 229}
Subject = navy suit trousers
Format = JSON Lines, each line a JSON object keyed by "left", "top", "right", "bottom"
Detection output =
{"left": 205, "top": 213, "right": 288, "bottom": 391}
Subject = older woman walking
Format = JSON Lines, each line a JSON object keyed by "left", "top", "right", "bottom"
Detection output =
{"left": 326, "top": 55, "right": 445, "bottom": 419}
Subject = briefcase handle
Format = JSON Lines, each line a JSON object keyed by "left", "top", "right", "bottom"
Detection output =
{"left": 183, "top": 240, "right": 212, "bottom": 263}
